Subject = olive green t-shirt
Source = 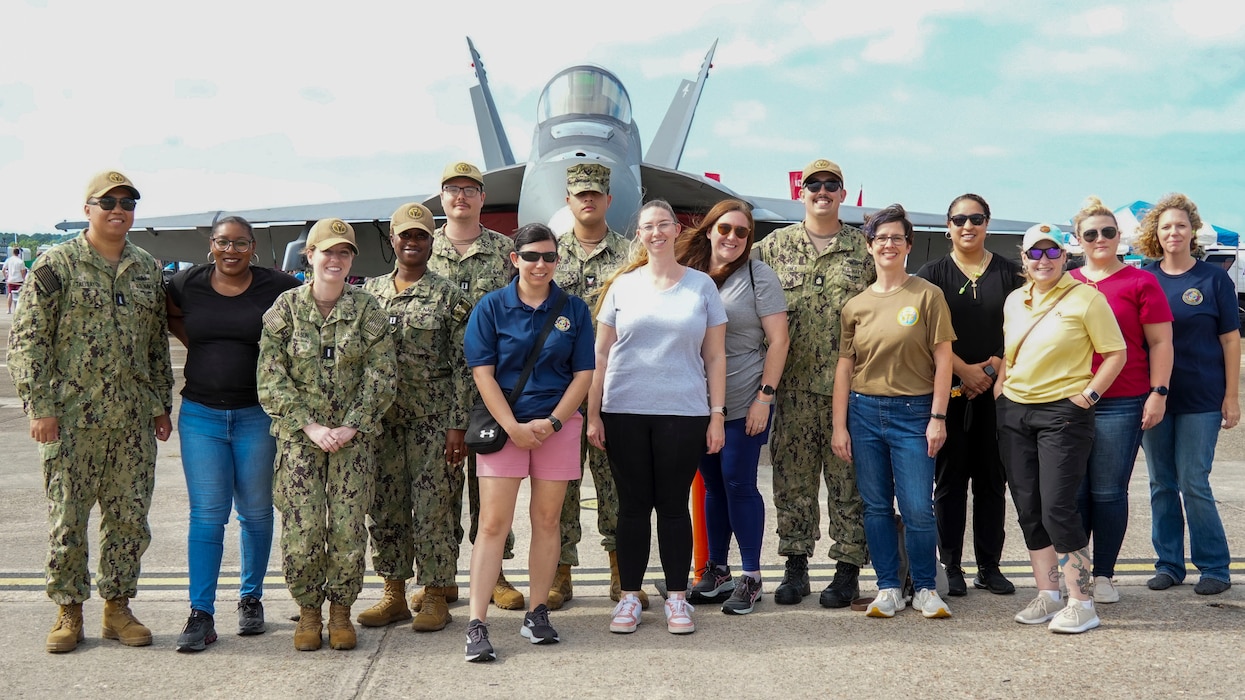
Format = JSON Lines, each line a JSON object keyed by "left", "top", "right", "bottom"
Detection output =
{"left": 840, "top": 276, "right": 956, "bottom": 396}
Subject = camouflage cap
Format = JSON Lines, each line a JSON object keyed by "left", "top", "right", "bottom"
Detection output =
{"left": 441, "top": 161, "right": 485, "bottom": 187}
{"left": 391, "top": 202, "right": 435, "bottom": 236}
{"left": 85, "top": 170, "right": 140, "bottom": 201}
{"left": 307, "top": 218, "right": 359, "bottom": 254}
{"left": 801, "top": 158, "right": 844, "bottom": 184}
{"left": 567, "top": 163, "right": 611, "bottom": 195}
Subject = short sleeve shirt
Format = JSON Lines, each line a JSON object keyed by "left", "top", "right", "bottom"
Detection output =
{"left": 1069, "top": 265, "right": 1173, "bottom": 398}
{"left": 720, "top": 260, "right": 787, "bottom": 418}
{"left": 841, "top": 276, "right": 956, "bottom": 397}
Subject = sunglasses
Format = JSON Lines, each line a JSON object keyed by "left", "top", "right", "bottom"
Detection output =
{"left": 715, "top": 222, "right": 751, "bottom": 238}
{"left": 88, "top": 196, "right": 137, "bottom": 211}
{"left": 1080, "top": 226, "right": 1118, "bottom": 243}
{"left": 804, "top": 180, "right": 842, "bottom": 194}
{"left": 211, "top": 238, "right": 253, "bottom": 252}
{"left": 949, "top": 214, "right": 986, "bottom": 227}
{"left": 1025, "top": 247, "right": 1063, "bottom": 260}
{"left": 516, "top": 251, "right": 558, "bottom": 263}
{"left": 395, "top": 230, "right": 431, "bottom": 241}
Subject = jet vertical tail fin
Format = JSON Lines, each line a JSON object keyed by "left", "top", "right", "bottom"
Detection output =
{"left": 467, "top": 37, "right": 516, "bottom": 169}
{"left": 644, "top": 39, "right": 717, "bottom": 170}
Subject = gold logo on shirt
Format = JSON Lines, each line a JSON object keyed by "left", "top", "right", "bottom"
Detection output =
{"left": 897, "top": 306, "right": 919, "bottom": 327}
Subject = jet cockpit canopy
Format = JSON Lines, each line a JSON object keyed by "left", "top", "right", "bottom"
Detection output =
{"left": 538, "top": 67, "right": 632, "bottom": 125}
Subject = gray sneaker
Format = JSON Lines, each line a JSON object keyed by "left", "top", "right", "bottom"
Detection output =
{"left": 1049, "top": 601, "right": 1100, "bottom": 634}
{"left": 520, "top": 604, "right": 560, "bottom": 644}
{"left": 465, "top": 619, "right": 495, "bottom": 662}
{"left": 1014, "top": 594, "right": 1062, "bottom": 625}
{"left": 721, "top": 575, "right": 763, "bottom": 615}
{"left": 690, "top": 561, "right": 734, "bottom": 601}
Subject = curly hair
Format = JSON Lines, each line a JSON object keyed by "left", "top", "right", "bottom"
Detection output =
{"left": 1135, "top": 193, "right": 1204, "bottom": 259}
{"left": 1071, "top": 195, "right": 1117, "bottom": 236}
{"left": 674, "top": 199, "right": 755, "bottom": 287}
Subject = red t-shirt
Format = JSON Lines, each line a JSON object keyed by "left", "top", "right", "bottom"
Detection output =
{"left": 1070, "top": 265, "right": 1173, "bottom": 397}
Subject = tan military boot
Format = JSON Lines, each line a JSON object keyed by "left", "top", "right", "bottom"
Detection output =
{"left": 608, "top": 552, "right": 649, "bottom": 610}
{"left": 101, "top": 598, "right": 152, "bottom": 647}
{"left": 547, "top": 564, "right": 574, "bottom": 610}
{"left": 411, "top": 587, "right": 453, "bottom": 632}
{"left": 356, "top": 579, "right": 411, "bottom": 627}
{"left": 327, "top": 602, "right": 356, "bottom": 650}
{"left": 492, "top": 572, "right": 525, "bottom": 610}
{"left": 409, "top": 583, "right": 459, "bottom": 612}
{"left": 46, "top": 603, "right": 84, "bottom": 653}
{"left": 294, "top": 605, "right": 323, "bottom": 651}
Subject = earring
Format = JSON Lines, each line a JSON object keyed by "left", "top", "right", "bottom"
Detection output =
{"left": 252, "top": 253, "right": 260, "bottom": 264}
{"left": 207, "top": 252, "right": 215, "bottom": 263}
{"left": 944, "top": 231, "right": 952, "bottom": 240}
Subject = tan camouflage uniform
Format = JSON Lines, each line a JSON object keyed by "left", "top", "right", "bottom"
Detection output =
{"left": 8, "top": 234, "right": 172, "bottom": 605}
{"left": 553, "top": 228, "right": 628, "bottom": 564}
{"left": 258, "top": 285, "right": 396, "bottom": 607}
{"left": 362, "top": 271, "right": 472, "bottom": 587}
{"left": 428, "top": 224, "right": 514, "bottom": 557}
{"left": 752, "top": 221, "right": 875, "bottom": 566}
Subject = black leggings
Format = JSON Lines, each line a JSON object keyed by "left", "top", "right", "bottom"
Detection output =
{"left": 602, "top": 412, "right": 709, "bottom": 592}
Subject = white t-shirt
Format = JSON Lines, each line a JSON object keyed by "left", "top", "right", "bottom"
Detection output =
{"left": 4, "top": 255, "right": 26, "bottom": 284}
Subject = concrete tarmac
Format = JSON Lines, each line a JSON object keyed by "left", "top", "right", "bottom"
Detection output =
{"left": 0, "top": 312, "right": 1242, "bottom": 699}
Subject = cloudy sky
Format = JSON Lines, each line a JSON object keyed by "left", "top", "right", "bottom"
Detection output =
{"left": 2, "top": 0, "right": 1242, "bottom": 234}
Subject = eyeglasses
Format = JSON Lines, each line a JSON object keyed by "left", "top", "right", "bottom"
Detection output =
{"left": 804, "top": 180, "right": 842, "bottom": 194}
{"left": 1080, "top": 226, "right": 1118, "bottom": 243}
{"left": 1024, "top": 247, "right": 1063, "bottom": 260}
{"left": 211, "top": 238, "right": 253, "bottom": 252}
{"left": 516, "top": 251, "right": 558, "bottom": 263}
{"left": 638, "top": 221, "right": 678, "bottom": 234}
{"left": 715, "top": 222, "right": 751, "bottom": 238}
{"left": 870, "top": 235, "right": 908, "bottom": 245}
{"left": 949, "top": 214, "right": 986, "bottom": 227}
{"left": 395, "top": 230, "right": 431, "bottom": 241}
{"left": 442, "top": 184, "right": 482, "bottom": 198}
{"left": 88, "top": 196, "right": 137, "bottom": 211}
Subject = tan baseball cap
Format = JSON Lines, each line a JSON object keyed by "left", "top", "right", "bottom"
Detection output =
{"left": 85, "top": 170, "right": 140, "bottom": 201}
{"left": 391, "top": 202, "right": 435, "bottom": 236}
{"left": 801, "top": 158, "right": 843, "bottom": 184}
{"left": 567, "top": 163, "right": 611, "bottom": 195}
{"left": 440, "top": 161, "right": 485, "bottom": 187}
{"left": 307, "top": 218, "right": 359, "bottom": 254}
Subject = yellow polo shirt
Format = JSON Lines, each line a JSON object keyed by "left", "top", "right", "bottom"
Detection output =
{"left": 1001, "top": 273, "right": 1125, "bottom": 404}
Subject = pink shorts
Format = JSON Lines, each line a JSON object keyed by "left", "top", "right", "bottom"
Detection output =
{"left": 476, "top": 412, "right": 584, "bottom": 481}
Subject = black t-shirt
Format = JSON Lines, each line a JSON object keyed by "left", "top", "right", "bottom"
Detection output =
{"left": 915, "top": 253, "right": 1025, "bottom": 374}
{"left": 168, "top": 264, "right": 302, "bottom": 409}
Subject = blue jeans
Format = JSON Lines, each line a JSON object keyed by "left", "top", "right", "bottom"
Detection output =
{"left": 1141, "top": 411, "right": 1231, "bottom": 583}
{"left": 1077, "top": 394, "right": 1145, "bottom": 577}
{"left": 848, "top": 393, "right": 938, "bottom": 591}
{"left": 178, "top": 399, "right": 277, "bottom": 614}
{"left": 699, "top": 410, "right": 772, "bottom": 572}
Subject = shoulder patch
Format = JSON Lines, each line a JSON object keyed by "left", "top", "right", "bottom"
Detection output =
{"left": 262, "top": 303, "right": 288, "bottom": 335}
{"left": 363, "top": 312, "right": 387, "bottom": 341}
{"left": 33, "top": 266, "right": 61, "bottom": 295}
{"left": 451, "top": 298, "right": 472, "bottom": 324}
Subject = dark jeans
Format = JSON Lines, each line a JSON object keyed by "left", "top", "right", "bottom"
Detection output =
{"left": 934, "top": 392, "right": 1007, "bottom": 570}
{"left": 1076, "top": 394, "right": 1145, "bottom": 578}
{"left": 603, "top": 412, "right": 709, "bottom": 593}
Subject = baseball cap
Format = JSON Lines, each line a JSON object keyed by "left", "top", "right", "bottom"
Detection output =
{"left": 85, "top": 170, "right": 140, "bottom": 201}
{"left": 391, "top": 202, "right": 435, "bottom": 236}
{"left": 307, "top": 218, "right": 359, "bottom": 254}
{"left": 801, "top": 158, "right": 843, "bottom": 184}
{"left": 567, "top": 163, "right": 611, "bottom": 195}
{"left": 441, "top": 161, "right": 485, "bottom": 187}
{"left": 1021, "top": 223, "right": 1066, "bottom": 251}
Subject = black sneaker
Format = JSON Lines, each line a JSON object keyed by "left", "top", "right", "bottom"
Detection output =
{"left": 465, "top": 619, "right": 495, "bottom": 662}
{"left": 945, "top": 566, "right": 967, "bottom": 597}
{"left": 237, "top": 596, "right": 266, "bottom": 636}
{"left": 689, "top": 561, "right": 734, "bottom": 602}
{"left": 721, "top": 575, "right": 763, "bottom": 615}
{"left": 819, "top": 561, "right": 860, "bottom": 608}
{"left": 773, "top": 555, "right": 810, "bottom": 605}
{"left": 176, "top": 609, "right": 217, "bottom": 653}
{"left": 520, "top": 604, "right": 560, "bottom": 644}
{"left": 973, "top": 566, "right": 1016, "bottom": 595}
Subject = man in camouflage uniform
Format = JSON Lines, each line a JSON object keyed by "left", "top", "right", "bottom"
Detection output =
{"left": 752, "top": 158, "right": 875, "bottom": 609}
{"left": 8, "top": 170, "right": 173, "bottom": 653}
{"left": 548, "top": 163, "right": 639, "bottom": 609}
{"left": 357, "top": 202, "right": 473, "bottom": 633}
{"left": 425, "top": 161, "right": 524, "bottom": 610}
{"left": 258, "top": 218, "right": 396, "bottom": 650}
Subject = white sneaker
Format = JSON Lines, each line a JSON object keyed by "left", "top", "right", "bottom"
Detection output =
{"left": 865, "top": 588, "right": 906, "bottom": 618}
{"left": 664, "top": 597, "right": 696, "bottom": 634}
{"left": 1049, "top": 600, "right": 1100, "bottom": 634}
{"left": 1093, "top": 576, "right": 1120, "bottom": 604}
{"left": 913, "top": 588, "right": 951, "bottom": 619}
{"left": 609, "top": 594, "right": 642, "bottom": 634}
{"left": 1014, "top": 594, "right": 1062, "bottom": 625}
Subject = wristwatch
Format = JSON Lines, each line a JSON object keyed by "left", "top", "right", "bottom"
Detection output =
{"left": 711, "top": 406, "right": 727, "bottom": 418}
{"left": 547, "top": 415, "right": 563, "bottom": 432}
{"left": 1150, "top": 386, "right": 1169, "bottom": 396}
{"left": 1082, "top": 389, "right": 1101, "bottom": 405}
{"left": 758, "top": 384, "right": 777, "bottom": 396}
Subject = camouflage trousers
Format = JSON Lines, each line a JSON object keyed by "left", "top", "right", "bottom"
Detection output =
{"left": 770, "top": 389, "right": 869, "bottom": 566}
{"left": 558, "top": 414, "right": 618, "bottom": 565}
{"left": 368, "top": 417, "right": 461, "bottom": 586}
{"left": 42, "top": 425, "right": 156, "bottom": 605}
{"left": 273, "top": 436, "right": 375, "bottom": 608}
{"left": 454, "top": 453, "right": 515, "bottom": 560}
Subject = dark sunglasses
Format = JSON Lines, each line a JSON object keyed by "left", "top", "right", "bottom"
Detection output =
{"left": 949, "top": 214, "right": 986, "bottom": 227}
{"left": 88, "top": 196, "right": 137, "bottom": 211}
{"left": 715, "top": 222, "right": 751, "bottom": 238}
{"left": 1080, "top": 226, "right": 1118, "bottom": 243}
{"left": 804, "top": 180, "right": 842, "bottom": 193}
{"left": 395, "top": 230, "right": 430, "bottom": 241}
{"left": 1025, "top": 247, "right": 1063, "bottom": 260}
{"left": 516, "top": 251, "right": 558, "bottom": 263}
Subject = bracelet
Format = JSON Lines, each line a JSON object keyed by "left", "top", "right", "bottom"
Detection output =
{"left": 753, "top": 398, "right": 773, "bottom": 405}
{"left": 930, "top": 413, "right": 947, "bottom": 420}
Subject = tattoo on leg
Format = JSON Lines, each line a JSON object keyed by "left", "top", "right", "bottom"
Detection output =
{"left": 1045, "top": 564, "right": 1060, "bottom": 585}
{"left": 1064, "top": 549, "right": 1092, "bottom": 596}
{"left": 1058, "top": 554, "right": 1069, "bottom": 567}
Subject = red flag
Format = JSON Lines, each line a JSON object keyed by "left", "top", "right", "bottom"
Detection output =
{"left": 704, "top": 172, "right": 720, "bottom": 182}
{"left": 789, "top": 171, "right": 803, "bottom": 199}
{"left": 856, "top": 186, "right": 864, "bottom": 207}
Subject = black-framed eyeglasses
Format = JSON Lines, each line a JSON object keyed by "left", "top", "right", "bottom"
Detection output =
{"left": 949, "top": 214, "right": 986, "bottom": 227}
{"left": 395, "top": 230, "right": 431, "bottom": 241}
{"left": 804, "top": 180, "right": 842, "bottom": 194}
{"left": 870, "top": 235, "right": 908, "bottom": 246}
{"left": 715, "top": 222, "right": 752, "bottom": 238}
{"left": 88, "top": 196, "right": 137, "bottom": 211}
{"left": 517, "top": 251, "right": 558, "bottom": 263}
{"left": 442, "top": 184, "right": 482, "bottom": 198}
{"left": 1025, "top": 247, "right": 1063, "bottom": 260}
{"left": 211, "top": 238, "right": 253, "bottom": 252}
{"left": 1081, "top": 227, "right": 1118, "bottom": 243}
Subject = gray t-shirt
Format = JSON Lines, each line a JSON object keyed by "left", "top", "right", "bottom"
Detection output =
{"left": 720, "top": 260, "right": 788, "bottom": 419}
{"left": 598, "top": 267, "right": 728, "bottom": 416}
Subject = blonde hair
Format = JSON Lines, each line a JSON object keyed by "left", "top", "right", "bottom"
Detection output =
{"left": 592, "top": 200, "right": 673, "bottom": 317}
{"left": 1135, "top": 193, "right": 1204, "bottom": 258}
{"left": 1072, "top": 195, "right": 1117, "bottom": 236}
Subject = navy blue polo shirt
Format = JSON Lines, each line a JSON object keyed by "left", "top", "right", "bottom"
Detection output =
{"left": 464, "top": 279, "right": 595, "bottom": 422}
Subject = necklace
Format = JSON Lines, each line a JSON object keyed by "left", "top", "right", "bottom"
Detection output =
{"left": 952, "top": 251, "right": 989, "bottom": 299}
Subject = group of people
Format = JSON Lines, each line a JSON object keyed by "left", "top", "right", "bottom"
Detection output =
{"left": 8, "top": 161, "right": 1235, "bottom": 661}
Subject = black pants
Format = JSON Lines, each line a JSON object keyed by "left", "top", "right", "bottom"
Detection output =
{"left": 602, "top": 412, "right": 709, "bottom": 592}
{"left": 934, "top": 393, "right": 1007, "bottom": 569}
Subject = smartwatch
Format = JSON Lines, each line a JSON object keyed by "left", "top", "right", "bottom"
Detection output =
{"left": 1082, "top": 389, "right": 1101, "bottom": 405}
{"left": 547, "top": 415, "right": 563, "bottom": 432}
{"left": 1150, "top": 386, "right": 1169, "bottom": 396}
{"left": 982, "top": 365, "right": 997, "bottom": 379}
{"left": 711, "top": 406, "right": 728, "bottom": 418}
{"left": 759, "top": 384, "right": 777, "bottom": 396}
